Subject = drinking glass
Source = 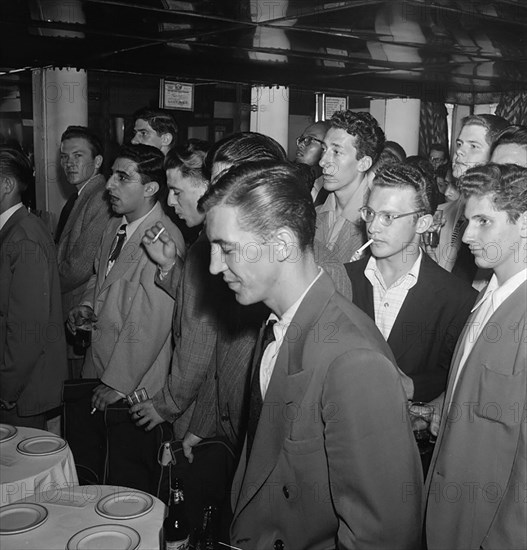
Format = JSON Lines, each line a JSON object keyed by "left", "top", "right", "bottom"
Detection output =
{"left": 408, "top": 401, "right": 435, "bottom": 454}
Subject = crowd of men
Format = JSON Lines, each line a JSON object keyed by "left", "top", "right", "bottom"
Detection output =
{"left": 0, "top": 105, "right": 525, "bottom": 550}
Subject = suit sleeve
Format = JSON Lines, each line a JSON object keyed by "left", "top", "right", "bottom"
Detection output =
{"left": 58, "top": 190, "right": 111, "bottom": 293}
{"left": 154, "top": 255, "right": 184, "bottom": 300}
{"left": 187, "top": 356, "right": 218, "bottom": 439}
{"left": 1, "top": 239, "right": 55, "bottom": 402}
{"left": 322, "top": 349, "right": 423, "bottom": 550}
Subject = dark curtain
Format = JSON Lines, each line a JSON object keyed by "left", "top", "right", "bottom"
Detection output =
{"left": 495, "top": 91, "right": 527, "bottom": 125}
{"left": 418, "top": 102, "right": 449, "bottom": 158}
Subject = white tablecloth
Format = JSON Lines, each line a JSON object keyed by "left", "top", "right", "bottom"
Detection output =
{"left": 0, "top": 426, "right": 78, "bottom": 506}
{"left": 0, "top": 485, "right": 166, "bottom": 549}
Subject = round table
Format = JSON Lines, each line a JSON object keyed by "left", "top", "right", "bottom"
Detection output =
{"left": 0, "top": 485, "right": 166, "bottom": 549}
{"left": 0, "top": 426, "right": 78, "bottom": 506}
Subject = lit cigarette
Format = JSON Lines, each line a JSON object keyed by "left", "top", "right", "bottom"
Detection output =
{"left": 351, "top": 238, "right": 374, "bottom": 260}
{"left": 90, "top": 407, "right": 97, "bottom": 415}
{"left": 151, "top": 227, "right": 165, "bottom": 243}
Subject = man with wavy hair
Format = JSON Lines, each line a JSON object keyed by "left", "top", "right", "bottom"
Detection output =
{"left": 426, "top": 163, "right": 527, "bottom": 550}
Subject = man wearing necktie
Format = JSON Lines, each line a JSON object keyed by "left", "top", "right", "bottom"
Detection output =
{"left": 201, "top": 161, "right": 423, "bottom": 550}
{"left": 425, "top": 163, "right": 527, "bottom": 550}
{"left": 56, "top": 126, "right": 112, "bottom": 376}
{"left": 66, "top": 144, "right": 185, "bottom": 494}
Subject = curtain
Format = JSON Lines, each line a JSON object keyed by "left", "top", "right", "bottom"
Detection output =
{"left": 495, "top": 91, "right": 527, "bottom": 125}
{"left": 418, "top": 102, "right": 449, "bottom": 158}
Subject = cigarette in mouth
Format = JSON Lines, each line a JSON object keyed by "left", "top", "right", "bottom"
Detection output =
{"left": 351, "top": 238, "right": 374, "bottom": 261}
{"left": 151, "top": 227, "right": 165, "bottom": 243}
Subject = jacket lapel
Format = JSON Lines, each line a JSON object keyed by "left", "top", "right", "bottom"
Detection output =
{"left": 232, "top": 272, "right": 335, "bottom": 519}
{"left": 98, "top": 203, "right": 162, "bottom": 293}
{"left": 387, "top": 255, "right": 441, "bottom": 363}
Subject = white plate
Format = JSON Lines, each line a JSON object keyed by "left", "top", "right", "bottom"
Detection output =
{"left": 17, "top": 435, "right": 67, "bottom": 456}
{"left": 66, "top": 524, "right": 140, "bottom": 550}
{"left": 0, "top": 424, "right": 17, "bottom": 443}
{"left": 0, "top": 503, "right": 48, "bottom": 534}
{"left": 95, "top": 491, "right": 154, "bottom": 520}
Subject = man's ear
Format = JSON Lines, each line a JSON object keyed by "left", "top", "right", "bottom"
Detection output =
{"left": 94, "top": 155, "right": 103, "bottom": 171}
{"left": 160, "top": 133, "right": 173, "bottom": 149}
{"left": 519, "top": 211, "right": 527, "bottom": 238}
{"left": 358, "top": 155, "right": 373, "bottom": 173}
{"left": 144, "top": 181, "right": 159, "bottom": 198}
{"left": 274, "top": 227, "right": 300, "bottom": 262}
{"left": 1, "top": 175, "right": 16, "bottom": 195}
{"left": 416, "top": 213, "right": 433, "bottom": 234}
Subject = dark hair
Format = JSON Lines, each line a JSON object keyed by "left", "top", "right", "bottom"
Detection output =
{"left": 0, "top": 145, "right": 33, "bottom": 193}
{"left": 329, "top": 111, "right": 385, "bottom": 165}
{"left": 490, "top": 125, "right": 527, "bottom": 156}
{"left": 429, "top": 142, "right": 449, "bottom": 160}
{"left": 115, "top": 144, "right": 166, "bottom": 201}
{"left": 61, "top": 125, "right": 103, "bottom": 158}
{"left": 384, "top": 141, "right": 406, "bottom": 162}
{"left": 204, "top": 132, "right": 287, "bottom": 180}
{"left": 460, "top": 114, "right": 510, "bottom": 146}
{"left": 373, "top": 162, "right": 437, "bottom": 215}
{"left": 164, "top": 144, "right": 209, "bottom": 187}
{"left": 457, "top": 163, "right": 527, "bottom": 222}
{"left": 133, "top": 108, "right": 178, "bottom": 144}
{"left": 199, "top": 161, "right": 316, "bottom": 252}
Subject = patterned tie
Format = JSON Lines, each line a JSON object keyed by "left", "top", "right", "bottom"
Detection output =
{"left": 55, "top": 190, "right": 78, "bottom": 243}
{"left": 106, "top": 224, "right": 127, "bottom": 275}
{"left": 246, "top": 320, "right": 277, "bottom": 459}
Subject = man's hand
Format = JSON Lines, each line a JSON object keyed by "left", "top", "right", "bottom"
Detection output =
{"left": 142, "top": 222, "right": 178, "bottom": 272}
{"left": 91, "top": 383, "right": 122, "bottom": 411}
{"left": 429, "top": 393, "right": 445, "bottom": 437}
{"left": 67, "top": 305, "right": 97, "bottom": 335}
{"left": 129, "top": 399, "right": 165, "bottom": 431}
{"left": 0, "top": 398, "right": 16, "bottom": 410}
{"left": 182, "top": 431, "right": 203, "bottom": 464}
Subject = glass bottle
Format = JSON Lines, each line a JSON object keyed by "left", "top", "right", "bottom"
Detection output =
{"left": 163, "top": 479, "right": 190, "bottom": 550}
{"left": 196, "top": 505, "right": 218, "bottom": 550}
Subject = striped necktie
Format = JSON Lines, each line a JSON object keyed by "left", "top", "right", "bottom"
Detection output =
{"left": 106, "top": 224, "right": 127, "bottom": 275}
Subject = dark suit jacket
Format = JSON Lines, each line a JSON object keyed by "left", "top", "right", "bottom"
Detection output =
{"left": 230, "top": 272, "right": 423, "bottom": 550}
{"left": 0, "top": 207, "right": 67, "bottom": 415}
{"left": 56, "top": 174, "right": 113, "bottom": 320}
{"left": 345, "top": 253, "right": 477, "bottom": 401}
{"left": 425, "top": 282, "right": 527, "bottom": 550}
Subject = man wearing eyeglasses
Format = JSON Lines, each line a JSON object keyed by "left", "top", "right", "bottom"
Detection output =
{"left": 316, "top": 110, "right": 385, "bottom": 263}
{"left": 294, "top": 121, "right": 331, "bottom": 206}
{"left": 345, "top": 163, "right": 476, "bottom": 402}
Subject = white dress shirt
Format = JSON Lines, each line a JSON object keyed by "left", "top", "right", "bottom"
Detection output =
{"left": 260, "top": 269, "right": 323, "bottom": 398}
{"left": 365, "top": 251, "right": 423, "bottom": 340}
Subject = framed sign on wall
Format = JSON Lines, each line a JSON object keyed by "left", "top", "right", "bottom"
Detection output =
{"left": 159, "top": 79, "right": 195, "bottom": 111}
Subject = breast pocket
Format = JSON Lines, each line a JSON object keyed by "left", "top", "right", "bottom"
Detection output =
{"left": 283, "top": 435, "right": 324, "bottom": 455}
{"left": 474, "top": 364, "right": 525, "bottom": 426}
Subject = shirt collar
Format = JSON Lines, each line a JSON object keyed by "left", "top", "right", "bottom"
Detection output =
{"left": 0, "top": 202, "right": 24, "bottom": 231}
{"left": 122, "top": 203, "right": 157, "bottom": 240}
{"left": 267, "top": 268, "right": 324, "bottom": 341}
{"left": 472, "top": 269, "right": 527, "bottom": 313}
{"left": 365, "top": 249, "right": 422, "bottom": 291}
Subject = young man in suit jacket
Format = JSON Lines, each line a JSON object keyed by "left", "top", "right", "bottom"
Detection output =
{"left": 0, "top": 146, "right": 68, "bottom": 428}
{"left": 200, "top": 161, "right": 423, "bottom": 550}
{"left": 56, "top": 126, "right": 112, "bottom": 376}
{"left": 425, "top": 163, "right": 527, "bottom": 550}
{"left": 67, "top": 144, "right": 185, "bottom": 494}
{"left": 346, "top": 163, "right": 477, "bottom": 402}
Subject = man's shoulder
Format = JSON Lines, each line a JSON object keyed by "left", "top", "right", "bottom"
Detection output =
{"left": 344, "top": 256, "right": 369, "bottom": 278}
{"left": 420, "top": 253, "right": 477, "bottom": 298}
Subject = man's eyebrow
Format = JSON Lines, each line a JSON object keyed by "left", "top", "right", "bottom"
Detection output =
{"left": 112, "top": 169, "right": 131, "bottom": 178}
{"left": 212, "top": 238, "right": 236, "bottom": 247}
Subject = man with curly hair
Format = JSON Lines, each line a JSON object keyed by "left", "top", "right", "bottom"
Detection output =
{"left": 317, "top": 110, "right": 385, "bottom": 263}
